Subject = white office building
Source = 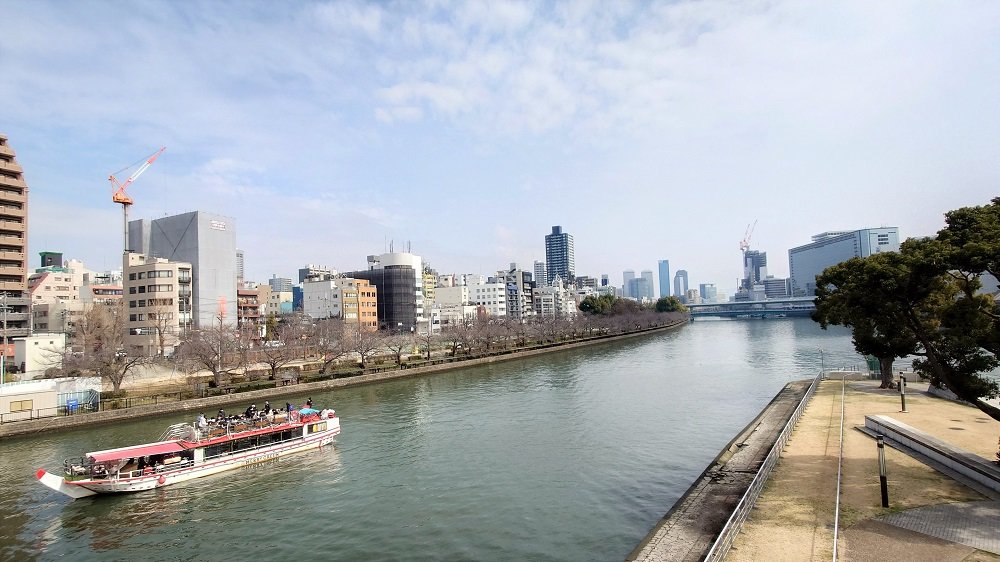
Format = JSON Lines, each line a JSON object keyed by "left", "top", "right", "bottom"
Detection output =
{"left": 788, "top": 228, "right": 900, "bottom": 296}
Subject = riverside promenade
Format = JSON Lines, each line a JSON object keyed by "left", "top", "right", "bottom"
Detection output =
{"left": 726, "top": 378, "right": 1000, "bottom": 561}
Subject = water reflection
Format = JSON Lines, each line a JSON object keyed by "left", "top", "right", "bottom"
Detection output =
{"left": 4, "top": 318, "right": 858, "bottom": 562}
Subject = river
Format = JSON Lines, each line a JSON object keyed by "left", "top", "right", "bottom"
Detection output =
{"left": 0, "top": 317, "right": 860, "bottom": 561}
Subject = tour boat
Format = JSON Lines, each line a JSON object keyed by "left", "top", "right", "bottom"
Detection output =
{"left": 36, "top": 406, "right": 340, "bottom": 499}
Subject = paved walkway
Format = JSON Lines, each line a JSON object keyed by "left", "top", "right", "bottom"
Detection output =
{"left": 726, "top": 378, "right": 1000, "bottom": 561}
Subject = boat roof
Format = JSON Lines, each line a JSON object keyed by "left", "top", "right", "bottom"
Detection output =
{"left": 88, "top": 440, "right": 188, "bottom": 462}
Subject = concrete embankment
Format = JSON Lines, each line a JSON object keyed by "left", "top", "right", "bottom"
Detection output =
{"left": 1, "top": 319, "right": 687, "bottom": 439}
{"left": 626, "top": 380, "right": 811, "bottom": 562}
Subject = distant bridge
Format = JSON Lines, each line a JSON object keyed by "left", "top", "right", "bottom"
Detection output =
{"left": 686, "top": 296, "right": 816, "bottom": 319}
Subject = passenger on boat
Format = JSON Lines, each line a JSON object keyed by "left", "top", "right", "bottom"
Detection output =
{"left": 264, "top": 400, "right": 271, "bottom": 413}
{"left": 218, "top": 409, "right": 226, "bottom": 419}
{"left": 197, "top": 413, "right": 208, "bottom": 429}
{"left": 245, "top": 404, "right": 255, "bottom": 418}
{"left": 286, "top": 402, "right": 292, "bottom": 414}
{"left": 306, "top": 397, "right": 313, "bottom": 408}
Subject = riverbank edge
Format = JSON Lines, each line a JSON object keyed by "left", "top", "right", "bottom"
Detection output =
{"left": 626, "top": 379, "right": 812, "bottom": 561}
{"left": 2, "top": 319, "right": 688, "bottom": 439}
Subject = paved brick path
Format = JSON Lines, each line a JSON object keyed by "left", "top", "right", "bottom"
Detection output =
{"left": 726, "top": 378, "right": 1000, "bottom": 561}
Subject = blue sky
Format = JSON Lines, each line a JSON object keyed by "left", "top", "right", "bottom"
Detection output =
{"left": 3, "top": 1, "right": 999, "bottom": 296}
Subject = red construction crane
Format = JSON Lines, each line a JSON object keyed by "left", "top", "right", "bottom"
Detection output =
{"left": 110, "top": 147, "right": 165, "bottom": 254}
{"left": 739, "top": 219, "right": 757, "bottom": 252}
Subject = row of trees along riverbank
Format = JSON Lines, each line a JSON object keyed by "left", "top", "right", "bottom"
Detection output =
{"left": 813, "top": 197, "right": 1000, "bottom": 424}
{"left": 42, "top": 295, "right": 689, "bottom": 400}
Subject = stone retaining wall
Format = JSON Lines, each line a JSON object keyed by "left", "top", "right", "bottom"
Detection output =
{"left": 1, "top": 319, "right": 687, "bottom": 439}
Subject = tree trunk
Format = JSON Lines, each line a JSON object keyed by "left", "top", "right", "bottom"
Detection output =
{"left": 878, "top": 356, "right": 896, "bottom": 389}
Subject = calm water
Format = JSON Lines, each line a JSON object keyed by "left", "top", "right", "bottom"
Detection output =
{"left": 0, "top": 318, "right": 858, "bottom": 561}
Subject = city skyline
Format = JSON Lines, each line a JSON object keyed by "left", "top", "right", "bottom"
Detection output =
{"left": 3, "top": 2, "right": 998, "bottom": 296}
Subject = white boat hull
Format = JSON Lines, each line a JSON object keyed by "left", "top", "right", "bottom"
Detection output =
{"left": 39, "top": 419, "right": 340, "bottom": 498}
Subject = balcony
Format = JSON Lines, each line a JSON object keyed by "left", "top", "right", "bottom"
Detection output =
{"left": 0, "top": 178, "right": 27, "bottom": 192}
{"left": 0, "top": 144, "right": 14, "bottom": 158}
{"left": 0, "top": 234, "right": 23, "bottom": 245}
{"left": 0, "top": 160, "right": 22, "bottom": 175}
{"left": 0, "top": 250, "right": 23, "bottom": 261}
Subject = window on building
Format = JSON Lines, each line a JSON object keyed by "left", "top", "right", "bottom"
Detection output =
{"left": 10, "top": 400, "right": 32, "bottom": 412}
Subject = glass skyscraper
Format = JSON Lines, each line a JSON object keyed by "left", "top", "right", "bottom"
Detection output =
{"left": 658, "top": 260, "right": 670, "bottom": 298}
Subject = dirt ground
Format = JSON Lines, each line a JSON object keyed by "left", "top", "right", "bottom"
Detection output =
{"left": 725, "top": 378, "right": 1000, "bottom": 562}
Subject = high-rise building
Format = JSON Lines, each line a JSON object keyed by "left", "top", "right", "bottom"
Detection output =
{"left": 640, "top": 270, "right": 654, "bottom": 300}
{"left": 302, "top": 277, "right": 378, "bottom": 329}
{"left": 699, "top": 283, "right": 717, "bottom": 303}
{"left": 657, "top": 260, "right": 670, "bottom": 298}
{"left": 600, "top": 274, "right": 609, "bottom": 287}
{"left": 741, "top": 250, "right": 768, "bottom": 293}
{"left": 544, "top": 226, "right": 575, "bottom": 285}
{"left": 673, "top": 270, "right": 689, "bottom": 299}
{"left": 235, "top": 249, "right": 244, "bottom": 283}
{"left": 0, "top": 134, "right": 31, "bottom": 352}
{"left": 534, "top": 261, "right": 547, "bottom": 288}
{"left": 622, "top": 270, "right": 635, "bottom": 298}
{"left": 788, "top": 228, "right": 900, "bottom": 296}
{"left": 627, "top": 277, "right": 651, "bottom": 301}
{"left": 128, "top": 211, "right": 237, "bottom": 328}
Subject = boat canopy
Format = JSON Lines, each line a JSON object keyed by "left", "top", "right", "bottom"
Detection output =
{"left": 88, "top": 441, "right": 187, "bottom": 462}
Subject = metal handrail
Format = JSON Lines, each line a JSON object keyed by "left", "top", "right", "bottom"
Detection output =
{"left": 703, "top": 372, "right": 823, "bottom": 561}
{"left": 832, "top": 374, "right": 846, "bottom": 560}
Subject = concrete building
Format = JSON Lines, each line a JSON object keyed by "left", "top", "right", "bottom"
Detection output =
{"left": 236, "top": 286, "right": 263, "bottom": 339}
{"left": 533, "top": 261, "right": 547, "bottom": 288}
{"left": 673, "top": 270, "right": 689, "bottom": 300}
{"left": 268, "top": 275, "right": 294, "bottom": 293}
{"left": 266, "top": 290, "right": 293, "bottom": 318}
{"left": 301, "top": 277, "right": 378, "bottom": 329}
{"left": 298, "top": 264, "right": 334, "bottom": 283}
{"left": 235, "top": 249, "right": 244, "bottom": 283}
{"left": 685, "top": 289, "right": 702, "bottom": 304}
{"left": 533, "top": 278, "right": 577, "bottom": 318}
{"left": 28, "top": 258, "right": 86, "bottom": 306}
{"left": 544, "top": 226, "right": 575, "bottom": 285}
{"left": 788, "top": 228, "right": 900, "bottom": 296}
{"left": 0, "top": 134, "right": 31, "bottom": 358}
{"left": 14, "top": 333, "right": 66, "bottom": 379}
{"left": 123, "top": 252, "right": 193, "bottom": 356}
{"left": 600, "top": 274, "right": 609, "bottom": 287}
{"left": 763, "top": 276, "right": 790, "bottom": 299}
{"left": 468, "top": 281, "right": 507, "bottom": 317}
{"left": 128, "top": 211, "right": 237, "bottom": 328}
{"left": 495, "top": 264, "right": 535, "bottom": 322}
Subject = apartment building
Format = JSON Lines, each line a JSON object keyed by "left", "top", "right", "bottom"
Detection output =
{"left": 0, "top": 134, "right": 31, "bottom": 352}
{"left": 302, "top": 277, "right": 378, "bottom": 330}
{"left": 123, "top": 253, "right": 193, "bottom": 356}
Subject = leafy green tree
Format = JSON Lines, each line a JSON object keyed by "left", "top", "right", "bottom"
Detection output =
{"left": 812, "top": 204, "right": 1000, "bottom": 421}
{"left": 813, "top": 255, "right": 918, "bottom": 388}
{"left": 655, "top": 296, "right": 687, "bottom": 313}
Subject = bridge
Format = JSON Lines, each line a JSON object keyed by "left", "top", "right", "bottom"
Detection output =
{"left": 686, "top": 296, "right": 816, "bottom": 319}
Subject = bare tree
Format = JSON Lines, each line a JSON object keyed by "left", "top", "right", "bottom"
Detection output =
{"left": 176, "top": 315, "right": 245, "bottom": 387}
{"left": 64, "top": 301, "right": 149, "bottom": 395}
{"left": 351, "top": 325, "right": 384, "bottom": 369}
{"left": 417, "top": 329, "right": 438, "bottom": 360}
{"left": 313, "top": 317, "right": 350, "bottom": 373}
{"left": 146, "top": 299, "right": 177, "bottom": 357}
{"left": 475, "top": 317, "right": 504, "bottom": 353}
{"left": 384, "top": 332, "right": 414, "bottom": 366}
{"left": 258, "top": 323, "right": 300, "bottom": 379}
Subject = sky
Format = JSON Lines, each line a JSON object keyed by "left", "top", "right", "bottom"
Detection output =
{"left": 2, "top": 1, "right": 999, "bottom": 297}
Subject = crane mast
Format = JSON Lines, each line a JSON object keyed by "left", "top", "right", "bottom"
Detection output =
{"left": 110, "top": 147, "right": 165, "bottom": 254}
